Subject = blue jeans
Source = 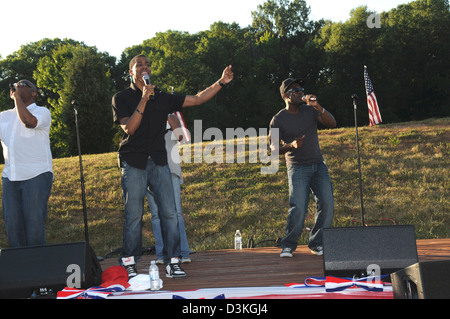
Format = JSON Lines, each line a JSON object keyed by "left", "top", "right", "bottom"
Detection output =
{"left": 281, "top": 162, "right": 334, "bottom": 251}
{"left": 2, "top": 172, "right": 53, "bottom": 248}
{"left": 120, "top": 159, "right": 180, "bottom": 265}
{"left": 147, "top": 173, "right": 190, "bottom": 259}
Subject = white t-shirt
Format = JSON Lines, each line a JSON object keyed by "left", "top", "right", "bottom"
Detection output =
{"left": 165, "top": 122, "right": 183, "bottom": 184}
{"left": 0, "top": 103, "right": 53, "bottom": 181}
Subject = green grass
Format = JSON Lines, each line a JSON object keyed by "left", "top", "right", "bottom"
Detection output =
{"left": 0, "top": 118, "right": 448, "bottom": 257}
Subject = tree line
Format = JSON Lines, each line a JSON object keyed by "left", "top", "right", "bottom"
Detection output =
{"left": 0, "top": 0, "right": 448, "bottom": 158}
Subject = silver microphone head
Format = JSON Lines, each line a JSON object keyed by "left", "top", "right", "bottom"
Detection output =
{"left": 302, "top": 95, "right": 317, "bottom": 102}
{"left": 143, "top": 74, "right": 150, "bottom": 85}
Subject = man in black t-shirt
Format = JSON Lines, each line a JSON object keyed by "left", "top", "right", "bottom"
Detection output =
{"left": 112, "top": 55, "right": 233, "bottom": 278}
{"left": 269, "top": 78, "right": 336, "bottom": 258}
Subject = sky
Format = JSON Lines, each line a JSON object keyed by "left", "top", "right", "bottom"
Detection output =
{"left": 0, "top": 0, "right": 411, "bottom": 60}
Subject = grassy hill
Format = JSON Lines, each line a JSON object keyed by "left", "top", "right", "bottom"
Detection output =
{"left": 0, "top": 118, "right": 448, "bottom": 258}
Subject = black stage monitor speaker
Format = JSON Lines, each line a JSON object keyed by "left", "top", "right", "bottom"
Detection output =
{"left": 0, "top": 242, "right": 102, "bottom": 299}
{"left": 391, "top": 260, "right": 450, "bottom": 299}
{"left": 322, "top": 225, "right": 418, "bottom": 278}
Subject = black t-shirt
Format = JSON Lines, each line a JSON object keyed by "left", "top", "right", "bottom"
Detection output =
{"left": 112, "top": 83, "right": 185, "bottom": 169}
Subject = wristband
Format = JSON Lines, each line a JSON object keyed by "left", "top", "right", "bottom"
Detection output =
{"left": 136, "top": 109, "right": 143, "bottom": 115}
{"left": 218, "top": 80, "right": 226, "bottom": 87}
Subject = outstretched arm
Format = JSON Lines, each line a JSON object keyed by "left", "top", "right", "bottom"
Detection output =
{"left": 183, "top": 65, "right": 234, "bottom": 107}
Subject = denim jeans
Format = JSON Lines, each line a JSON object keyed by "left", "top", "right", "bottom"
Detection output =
{"left": 2, "top": 172, "right": 53, "bottom": 248}
{"left": 147, "top": 173, "right": 190, "bottom": 259}
{"left": 120, "top": 159, "right": 180, "bottom": 265}
{"left": 281, "top": 162, "right": 334, "bottom": 251}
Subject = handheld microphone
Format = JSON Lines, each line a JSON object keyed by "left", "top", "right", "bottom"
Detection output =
{"left": 142, "top": 74, "right": 155, "bottom": 100}
{"left": 143, "top": 74, "right": 150, "bottom": 85}
{"left": 302, "top": 95, "right": 317, "bottom": 102}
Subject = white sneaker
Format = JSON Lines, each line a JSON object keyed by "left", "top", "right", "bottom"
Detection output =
{"left": 280, "top": 248, "right": 293, "bottom": 258}
{"left": 310, "top": 246, "right": 323, "bottom": 256}
{"left": 121, "top": 256, "right": 137, "bottom": 278}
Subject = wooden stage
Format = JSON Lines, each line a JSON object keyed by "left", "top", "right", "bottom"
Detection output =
{"left": 100, "top": 238, "right": 450, "bottom": 292}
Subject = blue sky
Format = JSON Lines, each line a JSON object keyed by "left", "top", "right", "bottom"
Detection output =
{"left": 0, "top": 0, "right": 410, "bottom": 59}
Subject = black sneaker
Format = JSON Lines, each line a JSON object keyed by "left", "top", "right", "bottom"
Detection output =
{"left": 166, "top": 258, "right": 186, "bottom": 278}
{"left": 121, "top": 256, "right": 137, "bottom": 279}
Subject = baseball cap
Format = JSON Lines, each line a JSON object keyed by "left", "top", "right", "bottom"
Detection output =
{"left": 280, "top": 78, "right": 305, "bottom": 98}
{"left": 101, "top": 265, "right": 130, "bottom": 288}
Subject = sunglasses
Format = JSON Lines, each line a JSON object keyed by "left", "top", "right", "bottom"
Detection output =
{"left": 286, "top": 87, "right": 305, "bottom": 94}
{"left": 10, "top": 81, "right": 37, "bottom": 92}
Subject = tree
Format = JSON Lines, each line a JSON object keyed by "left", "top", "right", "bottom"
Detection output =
{"left": 251, "top": 0, "right": 313, "bottom": 38}
{"left": 313, "top": 6, "right": 385, "bottom": 126}
{"left": 381, "top": 0, "right": 450, "bottom": 120}
{"left": 250, "top": 0, "right": 314, "bottom": 80}
{"left": 35, "top": 45, "right": 115, "bottom": 157}
{"left": 193, "top": 22, "right": 252, "bottom": 130}
{"left": 62, "top": 47, "right": 115, "bottom": 156}
{"left": 314, "top": 0, "right": 450, "bottom": 126}
{"left": 0, "top": 38, "right": 85, "bottom": 110}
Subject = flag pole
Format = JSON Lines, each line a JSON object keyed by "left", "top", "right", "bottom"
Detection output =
{"left": 351, "top": 94, "right": 366, "bottom": 226}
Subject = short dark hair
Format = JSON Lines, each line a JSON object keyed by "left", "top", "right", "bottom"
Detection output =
{"left": 129, "top": 55, "right": 149, "bottom": 70}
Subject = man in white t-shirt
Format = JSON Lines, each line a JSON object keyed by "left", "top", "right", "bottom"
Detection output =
{"left": 0, "top": 79, "right": 53, "bottom": 247}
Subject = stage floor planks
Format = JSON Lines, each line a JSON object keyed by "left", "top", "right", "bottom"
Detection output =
{"left": 100, "top": 238, "right": 450, "bottom": 292}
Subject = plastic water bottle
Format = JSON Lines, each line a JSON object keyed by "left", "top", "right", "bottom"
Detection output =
{"left": 149, "top": 261, "right": 161, "bottom": 291}
{"left": 235, "top": 230, "right": 242, "bottom": 250}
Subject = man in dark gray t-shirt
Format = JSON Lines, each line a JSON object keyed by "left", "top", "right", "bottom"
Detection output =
{"left": 271, "top": 105, "right": 323, "bottom": 166}
{"left": 270, "top": 78, "right": 337, "bottom": 258}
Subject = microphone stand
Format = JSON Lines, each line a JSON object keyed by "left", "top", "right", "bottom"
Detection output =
{"left": 72, "top": 100, "right": 90, "bottom": 243}
{"left": 352, "top": 94, "right": 366, "bottom": 226}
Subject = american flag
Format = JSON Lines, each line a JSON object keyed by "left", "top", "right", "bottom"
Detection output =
{"left": 364, "top": 66, "right": 382, "bottom": 126}
{"left": 57, "top": 283, "right": 128, "bottom": 299}
{"left": 174, "top": 111, "right": 191, "bottom": 143}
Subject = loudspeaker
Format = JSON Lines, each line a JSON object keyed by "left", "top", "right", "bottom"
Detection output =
{"left": 0, "top": 242, "right": 102, "bottom": 299}
{"left": 322, "top": 225, "right": 418, "bottom": 278}
{"left": 391, "top": 260, "right": 450, "bottom": 299}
